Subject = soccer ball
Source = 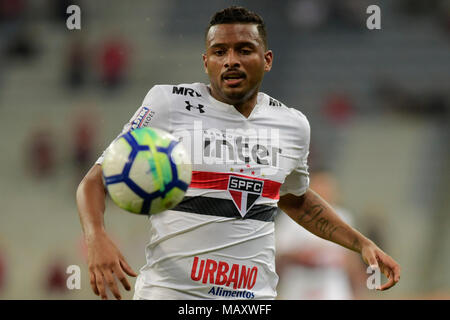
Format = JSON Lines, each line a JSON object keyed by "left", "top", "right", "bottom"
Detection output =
{"left": 101, "top": 127, "right": 192, "bottom": 215}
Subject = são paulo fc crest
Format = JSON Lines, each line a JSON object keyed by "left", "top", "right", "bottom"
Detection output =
{"left": 227, "top": 176, "right": 264, "bottom": 217}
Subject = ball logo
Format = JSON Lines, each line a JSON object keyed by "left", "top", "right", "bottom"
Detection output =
{"left": 228, "top": 176, "right": 263, "bottom": 217}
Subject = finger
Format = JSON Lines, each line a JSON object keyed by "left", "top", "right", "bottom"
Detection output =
{"left": 393, "top": 264, "right": 401, "bottom": 282}
{"left": 113, "top": 263, "right": 132, "bottom": 291}
{"left": 378, "top": 254, "right": 401, "bottom": 284}
{"left": 94, "top": 269, "right": 108, "bottom": 300}
{"left": 102, "top": 268, "right": 122, "bottom": 300}
{"left": 380, "top": 263, "right": 391, "bottom": 279}
{"left": 120, "top": 258, "right": 138, "bottom": 277}
{"left": 89, "top": 270, "right": 99, "bottom": 296}
{"left": 368, "top": 260, "right": 379, "bottom": 272}
{"left": 379, "top": 270, "right": 395, "bottom": 291}
{"left": 384, "top": 258, "right": 401, "bottom": 283}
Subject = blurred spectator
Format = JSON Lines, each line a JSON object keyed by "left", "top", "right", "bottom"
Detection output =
{"left": 0, "top": 0, "right": 37, "bottom": 61}
{"left": 275, "top": 170, "right": 366, "bottom": 299}
{"left": 26, "top": 126, "right": 56, "bottom": 179}
{"left": 72, "top": 109, "right": 98, "bottom": 180}
{"left": 44, "top": 256, "right": 68, "bottom": 294}
{"left": 0, "top": 0, "right": 26, "bottom": 23}
{"left": 65, "top": 37, "right": 88, "bottom": 90}
{"left": 374, "top": 78, "right": 449, "bottom": 117}
{"left": 4, "top": 27, "right": 37, "bottom": 60}
{"left": 322, "top": 92, "right": 355, "bottom": 125}
{"left": 98, "top": 37, "right": 130, "bottom": 91}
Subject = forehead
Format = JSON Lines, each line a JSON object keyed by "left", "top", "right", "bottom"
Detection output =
{"left": 206, "top": 24, "right": 262, "bottom": 48}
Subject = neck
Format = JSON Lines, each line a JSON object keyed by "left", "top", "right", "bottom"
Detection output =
{"left": 207, "top": 86, "right": 258, "bottom": 118}
{"left": 233, "top": 95, "right": 258, "bottom": 118}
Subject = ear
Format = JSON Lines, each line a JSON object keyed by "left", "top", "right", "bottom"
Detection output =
{"left": 264, "top": 50, "right": 273, "bottom": 72}
{"left": 202, "top": 53, "right": 208, "bottom": 74}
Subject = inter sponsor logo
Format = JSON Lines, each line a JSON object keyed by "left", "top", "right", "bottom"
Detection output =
{"left": 202, "top": 129, "right": 281, "bottom": 166}
{"left": 190, "top": 257, "right": 258, "bottom": 290}
{"left": 173, "top": 121, "right": 282, "bottom": 171}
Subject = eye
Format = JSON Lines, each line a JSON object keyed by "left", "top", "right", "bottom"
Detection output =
{"left": 214, "top": 49, "right": 225, "bottom": 56}
{"left": 240, "top": 48, "right": 252, "bottom": 55}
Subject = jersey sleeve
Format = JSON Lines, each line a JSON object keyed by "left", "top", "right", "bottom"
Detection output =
{"left": 279, "top": 109, "right": 310, "bottom": 197}
{"left": 95, "top": 85, "right": 170, "bottom": 165}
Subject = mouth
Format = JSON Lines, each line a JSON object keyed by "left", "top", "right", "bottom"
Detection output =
{"left": 222, "top": 71, "right": 246, "bottom": 87}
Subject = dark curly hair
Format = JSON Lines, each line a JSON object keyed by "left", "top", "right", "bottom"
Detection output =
{"left": 206, "top": 6, "right": 268, "bottom": 49}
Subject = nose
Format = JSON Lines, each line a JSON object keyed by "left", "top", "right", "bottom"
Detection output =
{"left": 224, "top": 50, "right": 240, "bottom": 68}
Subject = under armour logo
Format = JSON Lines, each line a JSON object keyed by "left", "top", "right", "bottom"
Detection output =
{"left": 185, "top": 101, "right": 205, "bottom": 113}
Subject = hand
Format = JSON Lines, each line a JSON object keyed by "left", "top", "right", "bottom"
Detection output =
{"left": 86, "top": 230, "right": 138, "bottom": 300}
{"left": 361, "top": 241, "right": 401, "bottom": 291}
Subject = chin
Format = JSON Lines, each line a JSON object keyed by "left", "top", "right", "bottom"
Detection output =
{"left": 222, "top": 87, "right": 250, "bottom": 102}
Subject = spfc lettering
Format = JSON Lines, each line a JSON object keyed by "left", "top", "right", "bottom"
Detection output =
{"left": 229, "top": 177, "right": 263, "bottom": 193}
{"left": 228, "top": 176, "right": 263, "bottom": 217}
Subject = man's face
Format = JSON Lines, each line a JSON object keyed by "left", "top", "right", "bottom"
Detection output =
{"left": 203, "top": 24, "right": 273, "bottom": 105}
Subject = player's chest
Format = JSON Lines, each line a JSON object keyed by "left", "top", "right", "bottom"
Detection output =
{"left": 169, "top": 99, "right": 301, "bottom": 180}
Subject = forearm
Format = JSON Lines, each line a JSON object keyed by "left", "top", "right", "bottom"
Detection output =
{"left": 76, "top": 165, "right": 107, "bottom": 241}
{"left": 280, "top": 189, "right": 372, "bottom": 254}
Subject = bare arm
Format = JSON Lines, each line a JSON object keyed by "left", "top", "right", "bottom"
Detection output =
{"left": 76, "top": 165, "right": 107, "bottom": 239}
{"left": 76, "top": 164, "right": 137, "bottom": 300}
{"left": 278, "top": 188, "right": 401, "bottom": 291}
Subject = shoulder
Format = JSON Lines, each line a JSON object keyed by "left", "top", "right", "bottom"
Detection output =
{"left": 287, "top": 107, "right": 310, "bottom": 136}
{"left": 259, "top": 92, "right": 310, "bottom": 135}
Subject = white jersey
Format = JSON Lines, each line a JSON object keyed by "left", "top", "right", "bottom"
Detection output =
{"left": 97, "top": 82, "right": 310, "bottom": 299}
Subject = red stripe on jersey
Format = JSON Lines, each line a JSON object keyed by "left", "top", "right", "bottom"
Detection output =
{"left": 229, "top": 190, "right": 242, "bottom": 209}
{"left": 189, "top": 171, "right": 281, "bottom": 200}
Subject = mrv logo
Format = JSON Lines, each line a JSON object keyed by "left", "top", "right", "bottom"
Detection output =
{"left": 228, "top": 176, "right": 263, "bottom": 216}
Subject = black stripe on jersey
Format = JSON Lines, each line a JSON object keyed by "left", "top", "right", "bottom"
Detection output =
{"left": 171, "top": 196, "right": 277, "bottom": 222}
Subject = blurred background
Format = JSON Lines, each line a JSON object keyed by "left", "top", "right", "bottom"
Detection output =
{"left": 0, "top": 0, "right": 449, "bottom": 299}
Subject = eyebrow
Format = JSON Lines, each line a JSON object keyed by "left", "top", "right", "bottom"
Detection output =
{"left": 208, "top": 41, "right": 257, "bottom": 49}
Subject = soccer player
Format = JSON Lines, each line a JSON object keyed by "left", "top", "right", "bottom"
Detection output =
{"left": 76, "top": 6, "right": 400, "bottom": 300}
